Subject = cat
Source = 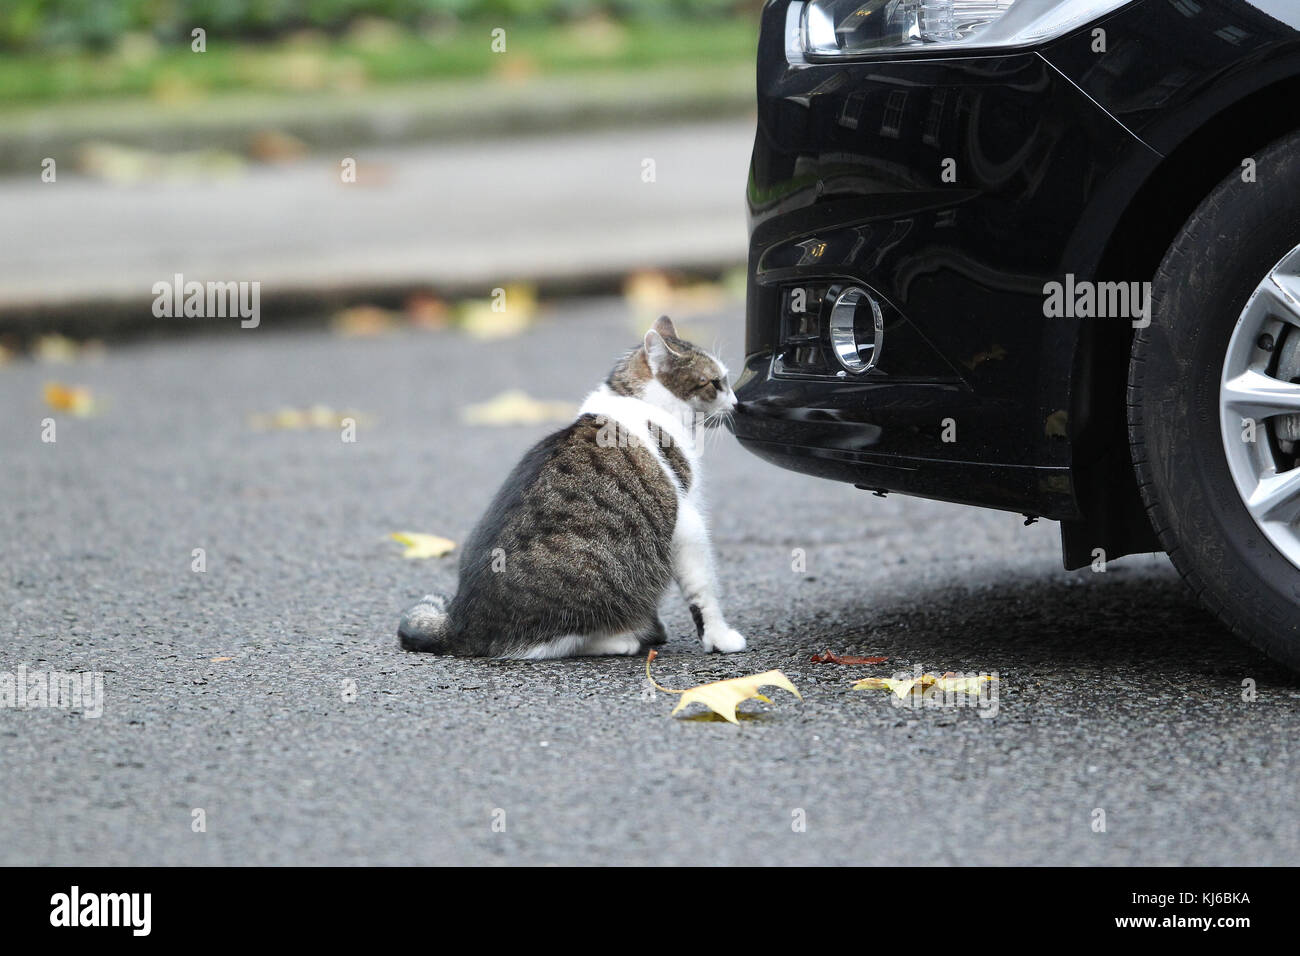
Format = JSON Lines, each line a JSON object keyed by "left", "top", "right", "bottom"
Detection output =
{"left": 398, "top": 315, "right": 747, "bottom": 659}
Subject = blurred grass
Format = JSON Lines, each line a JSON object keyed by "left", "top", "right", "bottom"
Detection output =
{"left": 0, "top": 18, "right": 758, "bottom": 106}
{"left": 0, "top": 1, "right": 751, "bottom": 50}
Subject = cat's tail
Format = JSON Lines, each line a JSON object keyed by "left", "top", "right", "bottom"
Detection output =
{"left": 398, "top": 593, "right": 452, "bottom": 653}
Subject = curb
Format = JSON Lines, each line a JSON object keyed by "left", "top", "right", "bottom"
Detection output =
{"left": 0, "top": 256, "right": 747, "bottom": 342}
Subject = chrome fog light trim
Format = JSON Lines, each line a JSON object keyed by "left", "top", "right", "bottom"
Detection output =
{"left": 828, "top": 286, "right": 884, "bottom": 373}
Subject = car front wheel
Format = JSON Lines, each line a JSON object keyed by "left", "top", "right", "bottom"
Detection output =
{"left": 1129, "top": 130, "right": 1300, "bottom": 672}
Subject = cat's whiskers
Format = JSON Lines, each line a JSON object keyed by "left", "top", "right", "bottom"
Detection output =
{"left": 696, "top": 407, "right": 735, "bottom": 451}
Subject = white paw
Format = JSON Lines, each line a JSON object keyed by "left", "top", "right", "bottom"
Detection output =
{"left": 703, "top": 627, "right": 747, "bottom": 654}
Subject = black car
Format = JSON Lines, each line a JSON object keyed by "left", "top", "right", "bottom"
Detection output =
{"left": 732, "top": 0, "right": 1300, "bottom": 670}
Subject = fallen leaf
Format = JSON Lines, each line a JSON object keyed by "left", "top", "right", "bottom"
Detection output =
{"left": 932, "top": 674, "right": 993, "bottom": 696}
{"left": 492, "top": 53, "right": 540, "bottom": 83}
{"left": 457, "top": 283, "right": 537, "bottom": 340}
{"left": 810, "top": 650, "right": 888, "bottom": 665}
{"left": 33, "top": 334, "right": 80, "bottom": 363}
{"left": 261, "top": 407, "right": 305, "bottom": 430}
{"left": 333, "top": 305, "right": 396, "bottom": 337}
{"left": 623, "top": 270, "right": 734, "bottom": 326}
{"left": 247, "top": 129, "right": 308, "bottom": 164}
{"left": 78, "top": 141, "right": 244, "bottom": 183}
{"left": 209, "top": 656, "right": 235, "bottom": 663}
{"left": 43, "top": 382, "right": 97, "bottom": 416}
{"left": 852, "top": 675, "right": 922, "bottom": 698}
{"left": 646, "top": 650, "right": 801, "bottom": 724}
{"left": 853, "top": 672, "right": 991, "bottom": 699}
{"left": 247, "top": 405, "right": 367, "bottom": 430}
{"left": 405, "top": 292, "right": 448, "bottom": 329}
{"left": 389, "top": 531, "right": 456, "bottom": 559}
{"left": 461, "top": 390, "right": 576, "bottom": 426}
{"left": 305, "top": 404, "right": 342, "bottom": 428}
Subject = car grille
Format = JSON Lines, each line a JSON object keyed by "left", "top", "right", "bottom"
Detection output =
{"left": 777, "top": 283, "right": 833, "bottom": 375}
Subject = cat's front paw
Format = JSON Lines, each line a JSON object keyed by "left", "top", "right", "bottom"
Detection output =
{"left": 702, "top": 627, "right": 747, "bottom": 654}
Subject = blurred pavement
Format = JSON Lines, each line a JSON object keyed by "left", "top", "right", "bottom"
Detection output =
{"left": 0, "top": 119, "right": 752, "bottom": 324}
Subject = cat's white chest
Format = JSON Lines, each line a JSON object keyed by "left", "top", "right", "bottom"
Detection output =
{"left": 578, "top": 386, "right": 702, "bottom": 500}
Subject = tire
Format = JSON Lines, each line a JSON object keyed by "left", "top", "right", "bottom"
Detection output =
{"left": 1129, "top": 130, "right": 1300, "bottom": 673}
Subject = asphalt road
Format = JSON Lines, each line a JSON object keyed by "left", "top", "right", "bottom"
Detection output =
{"left": 2, "top": 299, "right": 1297, "bottom": 865}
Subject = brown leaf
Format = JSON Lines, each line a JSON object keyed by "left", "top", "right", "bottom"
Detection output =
{"left": 332, "top": 305, "right": 396, "bottom": 337}
{"left": 248, "top": 129, "right": 308, "bottom": 164}
{"left": 810, "top": 650, "right": 888, "bottom": 665}
{"left": 405, "top": 292, "right": 448, "bottom": 329}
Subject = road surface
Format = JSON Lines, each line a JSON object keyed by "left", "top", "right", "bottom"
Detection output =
{"left": 1, "top": 299, "right": 1296, "bottom": 864}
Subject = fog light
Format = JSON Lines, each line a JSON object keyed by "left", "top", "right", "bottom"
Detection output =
{"left": 828, "top": 286, "right": 884, "bottom": 373}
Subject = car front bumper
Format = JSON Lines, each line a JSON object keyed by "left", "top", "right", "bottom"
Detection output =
{"left": 732, "top": 1, "right": 1161, "bottom": 519}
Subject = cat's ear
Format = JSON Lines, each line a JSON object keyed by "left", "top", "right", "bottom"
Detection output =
{"left": 652, "top": 315, "right": 677, "bottom": 340}
{"left": 644, "top": 329, "right": 676, "bottom": 374}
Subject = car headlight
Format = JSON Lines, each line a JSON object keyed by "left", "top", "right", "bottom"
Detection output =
{"left": 802, "top": 0, "right": 1133, "bottom": 57}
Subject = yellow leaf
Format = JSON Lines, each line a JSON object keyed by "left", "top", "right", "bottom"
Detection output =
{"left": 247, "top": 406, "right": 367, "bottom": 430}
{"left": 458, "top": 283, "right": 537, "bottom": 340}
{"left": 669, "top": 670, "right": 801, "bottom": 723}
{"left": 389, "top": 532, "right": 456, "bottom": 559}
{"left": 304, "top": 404, "right": 341, "bottom": 428}
{"left": 78, "top": 141, "right": 243, "bottom": 183}
{"left": 623, "top": 270, "right": 733, "bottom": 326}
{"left": 851, "top": 675, "right": 925, "bottom": 698}
{"left": 34, "top": 335, "right": 80, "bottom": 364}
{"left": 461, "top": 390, "right": 576, "bottom": 426}
{"left": 851, "top": 676, "right": 892, "bottom": 691}
{"left": 272, "top": 407, "right": 307, "bottom": 429}
{"left": 933, "top": 674, "right": 992, "bottom": 696}
{"left": 43, "top": 382, "right": 97, "bottom": 416}
{"left": 853, "top": 673, "right": 990, "bottom": 699}
{"left": 644, "top": 651, "right": 800, "bottom": 724}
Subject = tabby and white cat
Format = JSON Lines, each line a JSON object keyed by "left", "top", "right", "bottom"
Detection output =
{"left": 398, "top": 315, "right": 747, "bottom": 659}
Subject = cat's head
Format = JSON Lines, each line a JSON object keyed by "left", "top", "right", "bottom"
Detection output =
{"left": 608, "top": 316, "right": 737, "bottom": 427}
